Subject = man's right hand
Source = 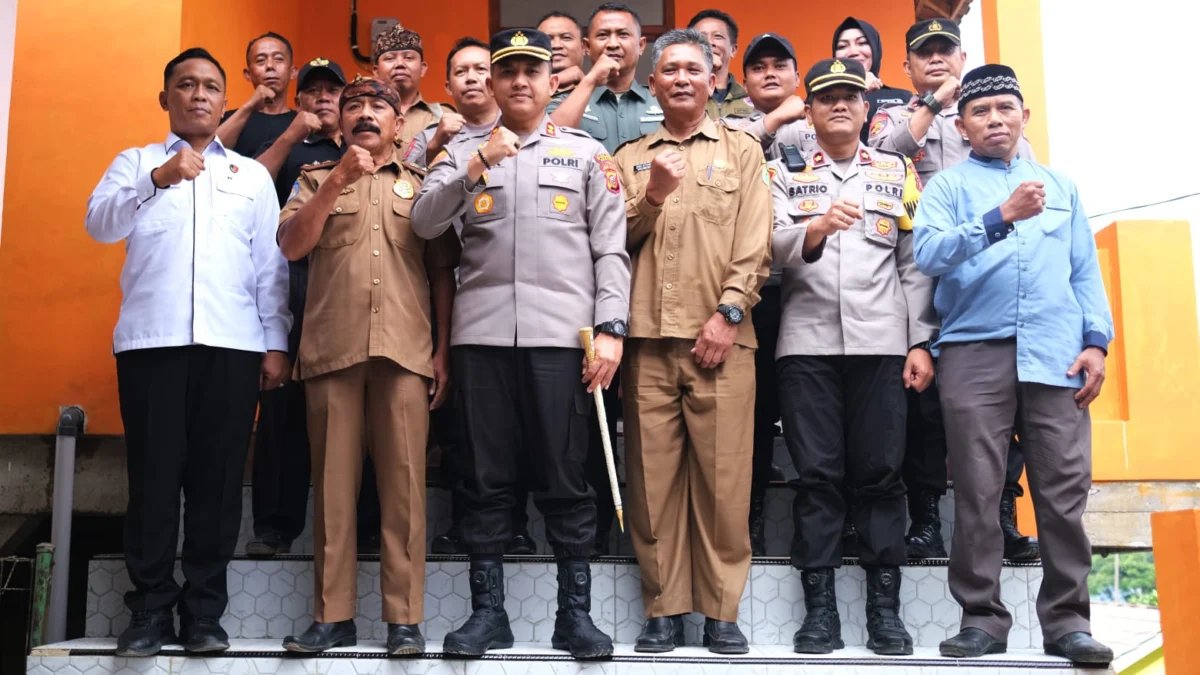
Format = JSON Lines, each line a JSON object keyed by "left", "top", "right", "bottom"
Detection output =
{"left": 249, "top": 84, "right": 276, "bottom": 111}
{"left": 433, "top": 112, "right": 466, "bottom": 146}
{"left": 482, "top": 126, "right": 521, "bottom": 165}
{"left": 556, "top": 65, "right": 585, "bottom": 90}
{"left": 587, "top": 54, "right": 622, "bottom": 87}
{"left": 773, "top": 96, "right": 809, "bottom": 124}
{"left": 645, "top": 149, "right": 686, "bottom": 206}
{"left": 933, "top": 76, "right": 961, "bottom": 108}
{"left": 152, "top": 147, "right": 205, "bottom": 187}
{"left": 999, "top": 181, "right": 1047, "bottom": 223}
{"left": 330, "top": 145, "right": 374, "bottom": 188}
{"left": 287, "top": 111, "right": 322, "bottom": 142}
{"left": 811, "top": 197, "right": 862, "bottom": 236}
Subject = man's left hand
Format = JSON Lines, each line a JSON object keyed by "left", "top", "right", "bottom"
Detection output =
{"left": 1067, "top": 346, "right": 1106, "bottom": 408}
{"left": 261, "top": 351, "right": 291, "bottom": 390}
{"left": 904, "top": 348, "right": 934, "bottom": 392}
{"left": 692, "top": 312, "right": 738, "bottom": 369}
{"left": 582, "top": 334, "right": 623, "bottom": 393}
{"left": 429, "top": 349, "right": 451, "bottom": 410}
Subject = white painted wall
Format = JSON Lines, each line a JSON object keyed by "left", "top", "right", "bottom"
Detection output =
{"left": 0, "top": 0, "right": 18, "bottom": 245}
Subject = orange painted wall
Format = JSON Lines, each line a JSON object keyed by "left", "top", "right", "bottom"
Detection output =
{"left": 181, "top": 0, "right": 302, "bottom": 109}
{"left": 0, "top": 0, "right": 183, "bottom": 434}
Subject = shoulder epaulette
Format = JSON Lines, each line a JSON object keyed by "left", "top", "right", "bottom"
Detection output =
{"left": 300, "top": 159, "right": 338, "bottom": 172}
{"left": 402, "top": 160, "right": 427, "bottom": 177}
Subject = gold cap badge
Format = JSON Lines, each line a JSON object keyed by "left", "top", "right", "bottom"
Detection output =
{"left": 929, "top": 20, "right": 942, "bottom": 31}
{"left": 830, "top": 60, "right": 846, "bottom": 74}
{"left": 310, "top": 57, "right": 330, "bottom": 66}
{"left": 511, "top": 31, "right": 529, "bottom": 46}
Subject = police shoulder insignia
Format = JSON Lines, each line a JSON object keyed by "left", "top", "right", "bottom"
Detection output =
{"left": 869, "top": 112, "right": 890, "bottom": 138}
{"left": 545, "top": 121, "right": 557, "bottom": 137}
{"left": 287, "top": 179, "right": 301, "bottom": 202}
{"left": 595, "top": 153, "right": 621, "bottom": 194}
{"left": 810, "top": 151, "right": 826, "bottom": 167}
{"left": 402, "top": 161, "right": 427, "bottom": 178}
{"left": 767, "top": 166, "right": 778, "bottom": 181}
{"left": 761, "top": 161, "right": 770, "bottom": 186}
{"left": 859, "top": 149, "right": 872, "bottom": 164}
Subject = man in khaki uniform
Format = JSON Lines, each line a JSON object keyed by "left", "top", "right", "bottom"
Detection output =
{"left": 275, "top": 77, "right": 460, "bottom": 656}
{"left": 770, "top": 58, "right": 935, "bottom": 657}
{"left": 373, "top": 23, "right": 454, "bottom": 159}
{"left": 614, "top": 28, "right": 771, "bottom": 656}
{"left": 412, "top": 29, "right": 630, "bottom": 661}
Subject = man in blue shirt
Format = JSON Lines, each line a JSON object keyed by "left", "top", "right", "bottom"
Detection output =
{"left": 913, "top": 65, "right": 1113, "bottom": 667}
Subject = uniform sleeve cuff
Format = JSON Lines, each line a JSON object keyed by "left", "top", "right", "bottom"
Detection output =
{"left": 263, "top": 329, "right": 290, "bottom": 353}
{"left": 983, "top": 207, "right": 1015, "bottom": 244}
{"left": 636, "top": 195, "right": 663, "bottom": 219}
{"left": 802, "top": 236, "right": 827, "bottom": 263}
{"left": 1084, "top": 331, "right": 1109, "bottom": 355}
{"left": 136, "top": 171, "right": 163, "bottom": 205}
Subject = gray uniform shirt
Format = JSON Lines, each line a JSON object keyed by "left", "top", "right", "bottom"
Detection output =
{"left": 406, "top": 112, "right": 502, "bottom": 169}
{"left": 770, "top": 143, "right": 937, "bottom": 357}
{"left": 411, "top": 115, "right": 631, "bottom": 348}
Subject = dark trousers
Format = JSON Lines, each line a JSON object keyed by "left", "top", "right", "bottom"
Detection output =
{"left": 452, "top": 346, "right": 596, "bottom": 558}
{"left": 117, "top": 345, "right": 261, "bottom": 621}
{"left": 252, "top": 381, "right": 310, "bottom": 542}
{"left": 752, "top": 285, "right": 782, "bottom": 503}
{"left": 779, "top": 355, "right": 907, "bottom": 569}
{"left": 938, "top": 340, "right": 1092, "bottom": 640}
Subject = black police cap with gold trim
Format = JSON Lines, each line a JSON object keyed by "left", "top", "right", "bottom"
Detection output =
{"left": 906, "top": 18, "right": 961, "bottom": 51}
{"left": 804, "top": 58, "right": 867, "bottom": 98}
{"left": 490, "top": 29, "right": 552, "bottom": 64}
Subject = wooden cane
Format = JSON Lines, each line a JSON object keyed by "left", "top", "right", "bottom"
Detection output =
{"left": 579, "top": 328, "right": 625, "bottom": 533}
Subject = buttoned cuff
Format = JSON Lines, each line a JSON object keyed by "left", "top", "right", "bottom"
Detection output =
{"left": 1083, "top": 331, "right": 1109, "bottom": 355}
{"left": 983, "top": 207, "right": 1015, "bottom": 244}
{"left": 136, "top": 171, "right": 164, "bottom": 206}
{"left": 263, "top": 328, "right": 290, "bottom": 353}
{"left": 718, "top": 290, "right": 749, "bottom": 310}
{"left": 636, "top": 194, "right": 663, "bottom": 219}
{"left": 802, "top": 236, "right": 827, "bottom": 264}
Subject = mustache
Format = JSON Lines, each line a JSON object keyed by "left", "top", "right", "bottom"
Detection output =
{"left": 352, "top": 121, "right": 381, "bottom": 134}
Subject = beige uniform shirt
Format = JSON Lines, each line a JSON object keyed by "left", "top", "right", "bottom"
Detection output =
{"left": 614, "top": 117, "right": 772, "bottom": 349}
{"left": 397, "top": 96, "right": 452, "bottom": 161}
{"left": 868, "top": 97, "right": 1036, "bottom": 185}
{"left": 411, "top": 115, "right": 631, "bottom": 348}
{"left": 281, "top": 148, "right": 461, "bottom": 380}
{"left": 770, "top": 143, "right": 937, "bottom": 357}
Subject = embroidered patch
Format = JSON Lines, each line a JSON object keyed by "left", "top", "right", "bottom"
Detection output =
{"left": 869, "top": 112, "right": 890, "bottom": 138}
{"left": 394, "top": 179, "right": 414, "bottom": 199}
{"left": 792, "top": 172, "right": 821, "bottom": 183}
{"left": 288, "top": 179, "right": 300, "bottom": 202}
{"left": 876, "top": 217, "right": 894, "bottom": 236}
{"left": 553, "top": 194, "right": 569, "bottom": 212}
{"left": 871, "top": 159, "right": 899, "bottom": 170}
{"left": 797, "top": 199, "right": 819, "bottom": 212}
{"left": 548, "top": 147, "right": 575, "bottom": 157}
{"left": 474, "top": 192, "right": 494, "bottom": 214}
{"left": 596, "top": 153, "right": 621, "bottom": 194}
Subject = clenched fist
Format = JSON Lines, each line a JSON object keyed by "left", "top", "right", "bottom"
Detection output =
{"left": 433, "top": 112, "right": 466, "bottom": 146}
{"left": 646, "top": 149, "right": 686, "bottom": 206}
{"left": 933, "top": 76, "right": 960, "bottom": 108}
{"left": 250, "top": 84, "right": 276, "bottom": 111}
{"left": 152, "top": 147, "right": 206, "bottom": 187}
{"left": 999, "top": 181, "right": 1046, "bottom": 223}
{"left": 811, "top": 197, "right": 862, "bottom": 236}
{"left": 331, "top": 145, "right": 375, "bottom": 188}
{"left": 482, "top": 126, "right": 521, "bottom": 166}
{"left": 588, "top": 54, "right": 622, "bottom": 87}
{"left": 287, "top": 111, "right": 322, "bottom": 142}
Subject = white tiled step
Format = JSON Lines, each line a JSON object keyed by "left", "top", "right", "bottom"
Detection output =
{"left": 27, "top": 639, "right": 1111, "bottom": 674}
{"left": 86, "top": 557, "right": 1044, "bottom": 649}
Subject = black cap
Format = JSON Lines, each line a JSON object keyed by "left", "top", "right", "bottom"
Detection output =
{"left": 804, "top": 58, "right": 867, "bottom": 98}
{"left": 958, "top": 64, "right": 1023, "bottom": 112}
{"left": 297, "top": 57, "right": 346, "bottom": 89}
{"left": 490, "top": 29, "right": 552, "bottom": 64}
{"left": 743, "top": 33, "right": 796, "bottom": 71}
{"left": 906, "top": 18, "right": 961, "bottom": 51}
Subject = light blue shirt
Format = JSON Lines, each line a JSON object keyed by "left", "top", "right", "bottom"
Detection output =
{"left": 912, "top": 152, "right": 1113, "bottom": 389}
{"left": 86, "top": 134, "right": 291, "bottom": 354}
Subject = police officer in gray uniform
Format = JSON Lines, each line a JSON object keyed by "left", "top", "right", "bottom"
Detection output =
{"left": 412, "top": 28, "right": 631, "bottom": 661}
{"left": 868, "top": 17, "right": 1039, "bottom": 562}
{"left": 723, "top": 33, "right": 817, "bottom": 162}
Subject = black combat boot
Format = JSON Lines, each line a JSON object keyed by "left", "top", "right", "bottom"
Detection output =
{"left": 749, "top": 490, "right": 767, "bottom": 556}
{"left": 1000, "top": 490, "right": 1040, "bottom": 561}
{"left": 443, "top": 557, "right": 515, "bottom": 656}
{"left": 865, "top": 566, "right": 913, "bottom": 655}
{"left": 550, "top": 559, "right": 614, "bottom": 659}
{"left": 116, "top": 610, "right": 176, "bottom": 657}
{"left": 793, "top": 568, "right": 843, "bottom": 654}
{"left": 905, "top": 490, "right": 947, "bottom": 559}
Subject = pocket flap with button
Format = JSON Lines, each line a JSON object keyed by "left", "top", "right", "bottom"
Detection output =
{"left": 787, "top": 195, "right": 830, "bottom": 219}
{"left": 317, "top": 192, "right": 363, "bottom": 248}
{"left": 388, "top": 199, "right": 420, "bottom": 250}
{"left": 865, "top": 192, "right": 904, "bottom": 216}
{"left": 696, "top": 168, "right": 740, "bottom": 223}
{"left": 538, "top": 166, "right": 582, "bottom": 220}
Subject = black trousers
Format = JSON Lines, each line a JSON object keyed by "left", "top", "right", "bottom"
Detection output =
{"left": 117, "top": 345, "right": 261, "bottom": 620}
{"left": 751, "top": 285, "right": 782, "bottom": 503}
{"left": 452, "top": 346, "right": 596, "bottom": 558}
{"left": 779, "top": 355, "right": 907, "bottom": 569}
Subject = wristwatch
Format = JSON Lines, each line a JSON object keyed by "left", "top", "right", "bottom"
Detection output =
{"left": 919, "top": 91, "right": 943, "bottom": 114}
{"left": 909, "top": 340, "right": 932, "bottom": 352}
{"left": 595, "top": 319, "right": 628, "bottom": 338}
{"left": 717, "top": 304, "right": 744, "bottom": 325}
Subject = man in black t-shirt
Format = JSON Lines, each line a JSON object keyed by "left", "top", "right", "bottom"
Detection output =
{"left": 243, "top": 58, "right": 346, "bottom": 558}
{"left": 218, "top": 31, "right": 298, "bottom": 157}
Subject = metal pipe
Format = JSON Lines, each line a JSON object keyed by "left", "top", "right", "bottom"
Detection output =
{"left": 47, "top": 406, "right": 85, "bottom": 644}
{"left": 30, "top": 542, "right": 54, "bottom": 648}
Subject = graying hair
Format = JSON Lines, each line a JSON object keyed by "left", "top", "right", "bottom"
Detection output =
{"left": 650, "top": 28, "right": 713, "bottom": 73}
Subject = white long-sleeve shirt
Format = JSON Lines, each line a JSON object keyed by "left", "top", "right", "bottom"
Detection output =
{"left": 86, "top": 134, "right": 291, "bottom": 354}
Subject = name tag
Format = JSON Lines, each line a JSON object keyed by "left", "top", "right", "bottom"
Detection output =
{"left": 640, "top": 116, "right": 664, "bottom": 123}
{"left": 634, "top": 162, "right": 652, "bottom": 173}
{"left": 582, "top": 113, "right": 600, "bottom": 122}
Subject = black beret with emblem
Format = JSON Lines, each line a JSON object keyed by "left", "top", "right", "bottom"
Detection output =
{"left": 804, "top": 58, "right": 867, "bottom": 98}
{"left": 958, "top": 64, "right": 1023, "bottom": 112}
{"left": 490, "top": 29, "right": 552, "bottom": 64}
{"left": 906, "top": 18, "right": 960, "bottom": 51}
{"left": 298, "top": 57, "right": 347, "bottom": 89}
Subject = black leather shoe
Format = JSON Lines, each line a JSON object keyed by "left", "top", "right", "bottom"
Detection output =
{"left": 387, "top": 623, "right": 425, "bottom": 656}
{"left": 1044, "top": 632, "right": 1113, "bottom": 665}
{"left": 508, "top": 531, "right": 536, "bottom": 555}
{"left": 182, "top": 618, "right": 230, "bottom": 653}
{"left": 246, "top": 531, "right": 292, "bottom": 558}
{"left": 940, "top": 627, "right": 1007, "bottom": 658}
{"left": 116, "top": 610, "right": 176, "bottom": 657}
{"left": 634, "top": 615, "right": 685, "bottom": 653}
{"left": 1001, "top": 491, "right": 1040, "bottom": 561}
{"left": 283, "top": 619, "right": 358, "bottom": 653}
{"left": 431, "top": 532, "right": 462, "bottom": 555}
{"left": 703, "top": 618, "right": 749, "bottom": 655}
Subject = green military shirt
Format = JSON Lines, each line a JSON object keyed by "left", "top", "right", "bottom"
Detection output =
{"left": 546, "top": 81, "right": 663, "bottom": 154}
{"left": 706, "top": 75, "right": 755, "bottom": 120}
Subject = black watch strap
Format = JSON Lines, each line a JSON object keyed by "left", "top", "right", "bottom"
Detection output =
{"left": 595, "top": 319, "right": 628, "bottom": 338}
{"left": 909, "top": 340, "right": 931, "bottom": 352}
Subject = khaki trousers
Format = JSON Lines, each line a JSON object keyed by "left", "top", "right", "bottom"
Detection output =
{"left": 623, "top": 338, "right": 755, "bottom": 622}
{"left": 306, "top": 359, "right": 427, "bottom": 624}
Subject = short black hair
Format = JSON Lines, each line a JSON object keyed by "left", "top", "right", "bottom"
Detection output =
{"left": 588, "top": 3, "right": 643, "bottom": 35}
{"left": 538, "top": 11, "right": 584, "bottom": 35}
{"left": 164, "top": 47, "right": 226, "bottom": 89}
{"left": 446, "top": 37, "right": 490, "bottom": 77}
{"left": 687, "top": 9, "right": 739, "bottom": 47}
{"left": 245, "top": 31, "right": 294, "bottom": 66}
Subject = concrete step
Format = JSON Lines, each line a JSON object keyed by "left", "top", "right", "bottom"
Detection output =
{"left": 85, "top": 555, "right": 1044, "bottom": 650}
{"left": 28, "top": 639, "right": 1111, "bottom": 674}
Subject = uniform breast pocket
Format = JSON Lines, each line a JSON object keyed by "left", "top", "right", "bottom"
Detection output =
{"left": 696, "top": 171, "right": 740, "bottom": 224}
{"left": 464, "top": 182, "right": 506, "bottom": 225}
{"left": 214, "top": 178, "right": 258, "bottom": 240}
{"left": 387, "top": 199, "right": 421, "bottom": 251}
{"left": 1040, "top": 200, "right": 1072, "bottom": 241}
{"left": 787, "top": 195, "right": 831, "bottom": 223}
{"left": 317, "top": 192, "right": 363, "bottom": 248}
{"left": 862, "top": 186, "right": 904, "bottom": 248}
{"left": 537, "top": 166, "right": 583, "bottom": 221}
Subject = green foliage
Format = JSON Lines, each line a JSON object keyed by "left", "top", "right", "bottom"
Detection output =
{"left": 1089, "top": 552, "right": 1158, "bottom": 606}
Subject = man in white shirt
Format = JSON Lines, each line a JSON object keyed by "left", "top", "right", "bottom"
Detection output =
{"left": 85, "top": 47, "right": 291, "bottom": 658}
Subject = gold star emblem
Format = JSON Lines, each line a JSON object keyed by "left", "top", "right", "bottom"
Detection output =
{"left": 310, "top": 57, "right": 329, "bottom": 66}
{"left": 511, "top": 31, "right": 529, "bottom": 47}
{"left": 929, "top": 20, "right": 943, "bottom": 31}
{"left": 830, "top": 60, "right": 846, "bottom": 74}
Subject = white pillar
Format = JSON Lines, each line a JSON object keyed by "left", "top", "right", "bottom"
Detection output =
{"left": 0, "top": 0, "right": 18, "bottom": 245}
